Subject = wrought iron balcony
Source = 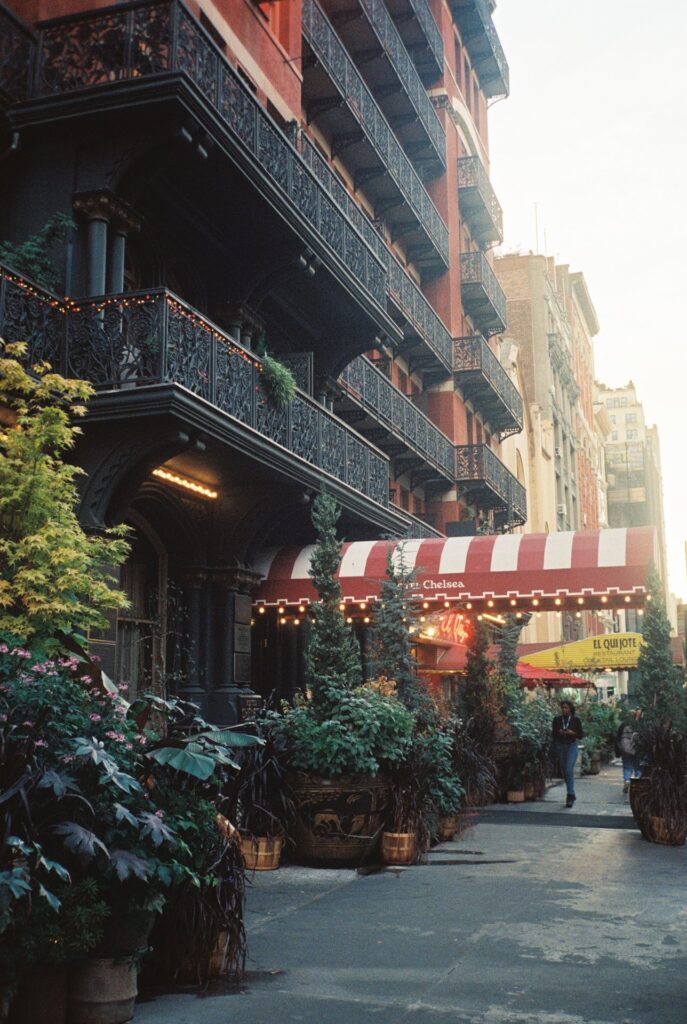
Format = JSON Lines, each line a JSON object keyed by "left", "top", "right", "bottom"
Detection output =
{"left": 457, "top": 156, "right": 503, "bottom": 248}
{"left": 302, "top": 0, "right": 449, "bottom": 272}
{"left": 548, "top": 333, "right": 580, "bottom": 402}
{"left": 295, "top": 131, "right": 453, "bottom": 378}
{"left": 449, "top": 0, "right": 509, "bottom": 99}
{"left": 455, "top": 444, "right": 527, "bottom": 527}
{"left": 0, "top": 266, "right": 391, "bottom": 508}
{"left": 398, "top": 508, "right": 444, "bottom": 539}
{"left": 20, "top": 1, "right": 389, "bottom": 325}
{"left": 384, "top": 0, "right": 444, "bottom": 83}
{"left": 460, "top": 251, "right": 507, "bottom": 337}
{"left": 453, "top": 335, "right": 522, "bottom": 437}
{"left": 338, "top": 356, "right": 455, "bottom": 484}
{"left": 0, "top": 2, "right": 34, "bottom": 105}
{"left": 319, "top": 0, "right": 445, "bottom": 176}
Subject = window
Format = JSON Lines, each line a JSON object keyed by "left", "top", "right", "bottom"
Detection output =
{"left": 611, "top": 431, "right": 618, "bottom": 441}
{"left": 255, "top": 1, "right": 291, "bottom": 51}
{"left": 625, "top": 412, "right": 637, "bottom": 424}
{"left": 626, "top": 429, "right": 638, "bottom": 440}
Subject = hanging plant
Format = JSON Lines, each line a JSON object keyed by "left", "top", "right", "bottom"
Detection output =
{"left": 261, "top": 353, "right": 297, "bottom": 409}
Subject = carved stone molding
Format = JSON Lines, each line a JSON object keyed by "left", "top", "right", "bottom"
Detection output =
{"left": 73, "top": 189, "right": 141, "bottom": 235}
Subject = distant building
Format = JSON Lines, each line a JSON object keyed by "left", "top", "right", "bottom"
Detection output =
{"left": 594, "top": 382, "right": 669, "bottom": 588}
{"left": 495, "top": 254, "right": 609, "bottom": 646}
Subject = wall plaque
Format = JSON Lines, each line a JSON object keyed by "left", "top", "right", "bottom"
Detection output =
{"left": 234, "top": 623, "right": 251, "bottom": 654}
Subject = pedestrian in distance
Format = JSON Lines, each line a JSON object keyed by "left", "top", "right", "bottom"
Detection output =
{"left": 552, "top": 699, "right": 584, "bottom": 808}
{"left": 615, "top": 708, "right": 642, "bottom": 795}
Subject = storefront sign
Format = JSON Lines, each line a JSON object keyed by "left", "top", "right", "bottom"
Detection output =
{"left": 520, "top": 632, "right": 645, "bottom": 671}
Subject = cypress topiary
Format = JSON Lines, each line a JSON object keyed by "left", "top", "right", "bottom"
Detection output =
{"left": 636, "top": 568, "right": 687, "bottom": 729}
{"left": 305, "top": 490, "right": 362, "bottom": 717}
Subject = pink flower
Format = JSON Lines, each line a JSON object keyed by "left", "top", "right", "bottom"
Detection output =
{"left": 125, "top": 743, "right": 133, "bottom": 750}
{"left": 23, "top": 720, "right": 35, "bottom": 727}
{"left": 35, "top": 739, "right": 48, "bottom": 748}
{"left": 61, "top": 755, "right": 74, "bottom": 764}
{"left": 89, "top": 713, "right": 102, "bottom": 722}
{"left": 118, "top": 682, "right": 129, "bottom": 693}
{"left": 155, "top": 810, "right": 165, "bottom": 819}
{"left": 0, "top": 714, "right": 7, "bottom": 722}
{"left": 105, "top": 730, "right": 126, "bottom": 743}
{"left": 31, "top": 663, "right": 47, "bottom": 673}
{"left": 0, "top": 643, "right": 8, "bottom": 654}
{"left": 136, "top": 735, "right": 147, "bottom": 745}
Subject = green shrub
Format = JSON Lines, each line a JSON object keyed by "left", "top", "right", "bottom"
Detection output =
{"left": 261, "top": 353, "right": 296, "bottom": 407}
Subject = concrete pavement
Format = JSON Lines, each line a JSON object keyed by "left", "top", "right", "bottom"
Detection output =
{"left": 135, "top": 764, "right": 687, "bottom": 1023}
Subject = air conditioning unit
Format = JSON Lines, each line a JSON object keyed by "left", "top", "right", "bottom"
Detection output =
{"left": 554, "top": 447, "right": 562, "bottom": 457}
{"left": 557, "top": 504, "right": 567, "bottom": 515}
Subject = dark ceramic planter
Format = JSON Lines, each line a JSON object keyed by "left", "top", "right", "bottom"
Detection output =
{"left": 288, "top": 773, "right": 390, "bottom": 867}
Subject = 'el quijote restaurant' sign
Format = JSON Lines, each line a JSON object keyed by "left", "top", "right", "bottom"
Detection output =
{"left": 520, "top": 633, "right": 645, "bottom": 671}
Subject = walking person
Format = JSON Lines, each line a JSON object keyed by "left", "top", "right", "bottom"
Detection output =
{"left": 552, "top": 699, "right": 584, "bottom": 808}
{"left": 615, "top": 708, "right": 642, "bottom": 795}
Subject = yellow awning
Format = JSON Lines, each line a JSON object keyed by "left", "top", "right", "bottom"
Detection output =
{"left": 520, "top": 632, "right": 645, "bottom": 671}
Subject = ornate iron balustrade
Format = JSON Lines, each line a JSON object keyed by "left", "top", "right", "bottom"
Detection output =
{"left": 339, "top": 356, "right": 454, "bottom": 480}
{"left": 0, "top": 2, "right": 35, "bottom": 104}
{"left": 455, "top": 443, "right": 527, "bottom": 526}
{"left": 295, "top": 131, "right": 452, "bottom": 375}
{"left": 385, "top": 0, "right": 443, "bottom": 82}
{"left": 449, "top": 0, "right": 509, "bottom": 98}
{"left": 387, "top": 250, "right": 452, "bottom": 372}
{"left": 356, "top": 0, "right": 445, "bottom": 167}
{"left": 459, "top": 251, "right": 507, "bottom": 336}
{"left": 457, "top": 156, "right": 503, "bottom": 248}
{"left": 0, "top": 267, "right": 390, "bottom": 508}
{"left": 453, "top": 335, "right": 522, "bottom": 436}
{"left": 398, "top": 508, "right": 443, "bottom": 539}
{"left": 302, "top": 0, "right": 449, "bottom": 268}
{"left": 28, "top": 0, "right": 387, "bottom": 313}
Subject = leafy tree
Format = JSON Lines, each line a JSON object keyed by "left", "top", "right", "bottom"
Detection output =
{"left": 457, "top": 618, "right": 499, "bottom": 753}
{"left": 636, "top": 568, "right": 687, "bottom": 729}
{"left": 0, "top": 213, "right": 74, "bottom": 292}
{"left": 0, "top": 341, "right": 129, "bottom": 644}
{"left": 305, "top": 490, "right": 362, "bottom": 716}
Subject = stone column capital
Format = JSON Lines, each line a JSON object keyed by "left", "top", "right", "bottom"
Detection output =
{"left": 210, "top": 566, "right": 263, "bottom": 593}
{"left": 73, "top": 189, "right": 140, "bottom": 234}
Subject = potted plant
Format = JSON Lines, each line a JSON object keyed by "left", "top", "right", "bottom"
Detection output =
{"left": 506, "top": 769, "right": 526, "bottom": 803}
{"left": 447, "top": 716, "right": 497, "bottom": 809}
{"left": 633, "top": 721, "right": 687, "bottom": 846}
{"left": 226, "top": 709, "right": 294, "bottom": 871}
{"left": 275, "top": 492, "right": 414, "bottom": 867}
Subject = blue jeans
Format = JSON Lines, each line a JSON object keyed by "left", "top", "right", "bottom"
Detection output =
{"left": 621, "top": 754, "right": 641, "bottom": 782}
{"left": 555, "top": 742, "right": 578, "bottom": 797}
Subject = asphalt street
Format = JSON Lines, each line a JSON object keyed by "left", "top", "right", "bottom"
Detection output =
{"left": 135, "top": 766, "right": 687, "bottom": 1024}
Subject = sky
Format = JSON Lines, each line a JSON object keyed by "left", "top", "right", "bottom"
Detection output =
{"left": 487, "top": 0, "right": 687, "bottom": 601}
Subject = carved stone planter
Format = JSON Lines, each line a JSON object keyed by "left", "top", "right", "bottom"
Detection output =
{"left": 288, "top": 773, "right": 390, "bottom": 867}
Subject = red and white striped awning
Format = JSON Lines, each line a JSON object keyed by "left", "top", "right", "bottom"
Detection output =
{"left": 254, "top": 526, "right": 657, "bottom": 611}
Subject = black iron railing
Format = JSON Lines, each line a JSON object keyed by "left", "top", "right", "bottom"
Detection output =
{"left": 457, "top": 156, "right": 503, "bottom": 248}
{"left": 339, "top": 356, "right": 455, "bottom": 479}
{"left": 295, "top": 132, "right": 452, "bottom": 374}
{"left": 459, "top": 251, "right": 507, "bottom": 336}
{"left": 357, "top": 0, "right": 445, "bottom": 166}
{"left": 0, "top": 267, "right": 390, "bottom": 507}
{"left": 405, "top": 0, "right": 443, "bottom": 76}
{"left": 27, "top": 0, "right": 387, "bottom": 312}
{"left": 398, "top": 508, "right": 443, "bottom": 539}
{"left": 455, "top": 443, "right": 526, "bottom": 525}
{"left": 302, "top": 0, "right": 449, "bottom": 267}
{"left": 453, "top": 335, "right": 522, "bottom": 434}
{"left": 0, "top": 2, "right": 34, "bottom": 104}
{"left": 449, "top": 0, "right": 509, "bottom": 98}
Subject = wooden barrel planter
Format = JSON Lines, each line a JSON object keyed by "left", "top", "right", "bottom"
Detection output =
{"left": 437, "top": 816, "right": 457, "bottom": 841}
{"left": 288, "top": 773, "right": 390, "bottom": 867}
{"left": 629, "top": 777, "right": 651, "bottom": 837}
{"left": 67, "top": 958, "right": 137, "bottom": 1024}
{"left": 647, "top": 816, "right": 687, "bottom": 847}
{"left": 381, "top": 831, "right": 418, "bottom": 865}
{"left": 240, "top": 834, "right": 283, "bottom": 871}
{"left": 507, "top": 789, "right": 525, "bottom": 804}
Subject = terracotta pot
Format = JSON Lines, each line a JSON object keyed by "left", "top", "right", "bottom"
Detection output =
{"left": 67, "top": 958, "right": 137, "bottom": 1024}
{"left": 8, "top": 966, "right": 68, "bottom": 1024}
{"left": 381, "top": 831, "right": 418, "bottom": 865}
{"left": 288, "top": 773, "right": 390, "bottom": 867}
{"left": 240, "top": 834, "right": 283, "bottom": 871}
{"left": 507, "top": 789, "right": 525, "bottom": 804}
{"left": 437, "top": 816, "right": 457, "bottom": 841}
{"left": 647, "top": 816, "right": 687, "bottom": 847}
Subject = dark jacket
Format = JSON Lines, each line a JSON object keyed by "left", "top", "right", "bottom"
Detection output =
{"left": 552, "top": 714, "right": 584, "bottom": 745}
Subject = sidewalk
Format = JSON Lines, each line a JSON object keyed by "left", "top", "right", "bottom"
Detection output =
{"left": 136, "top": 765, "right": 687, "bottom": 1024}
